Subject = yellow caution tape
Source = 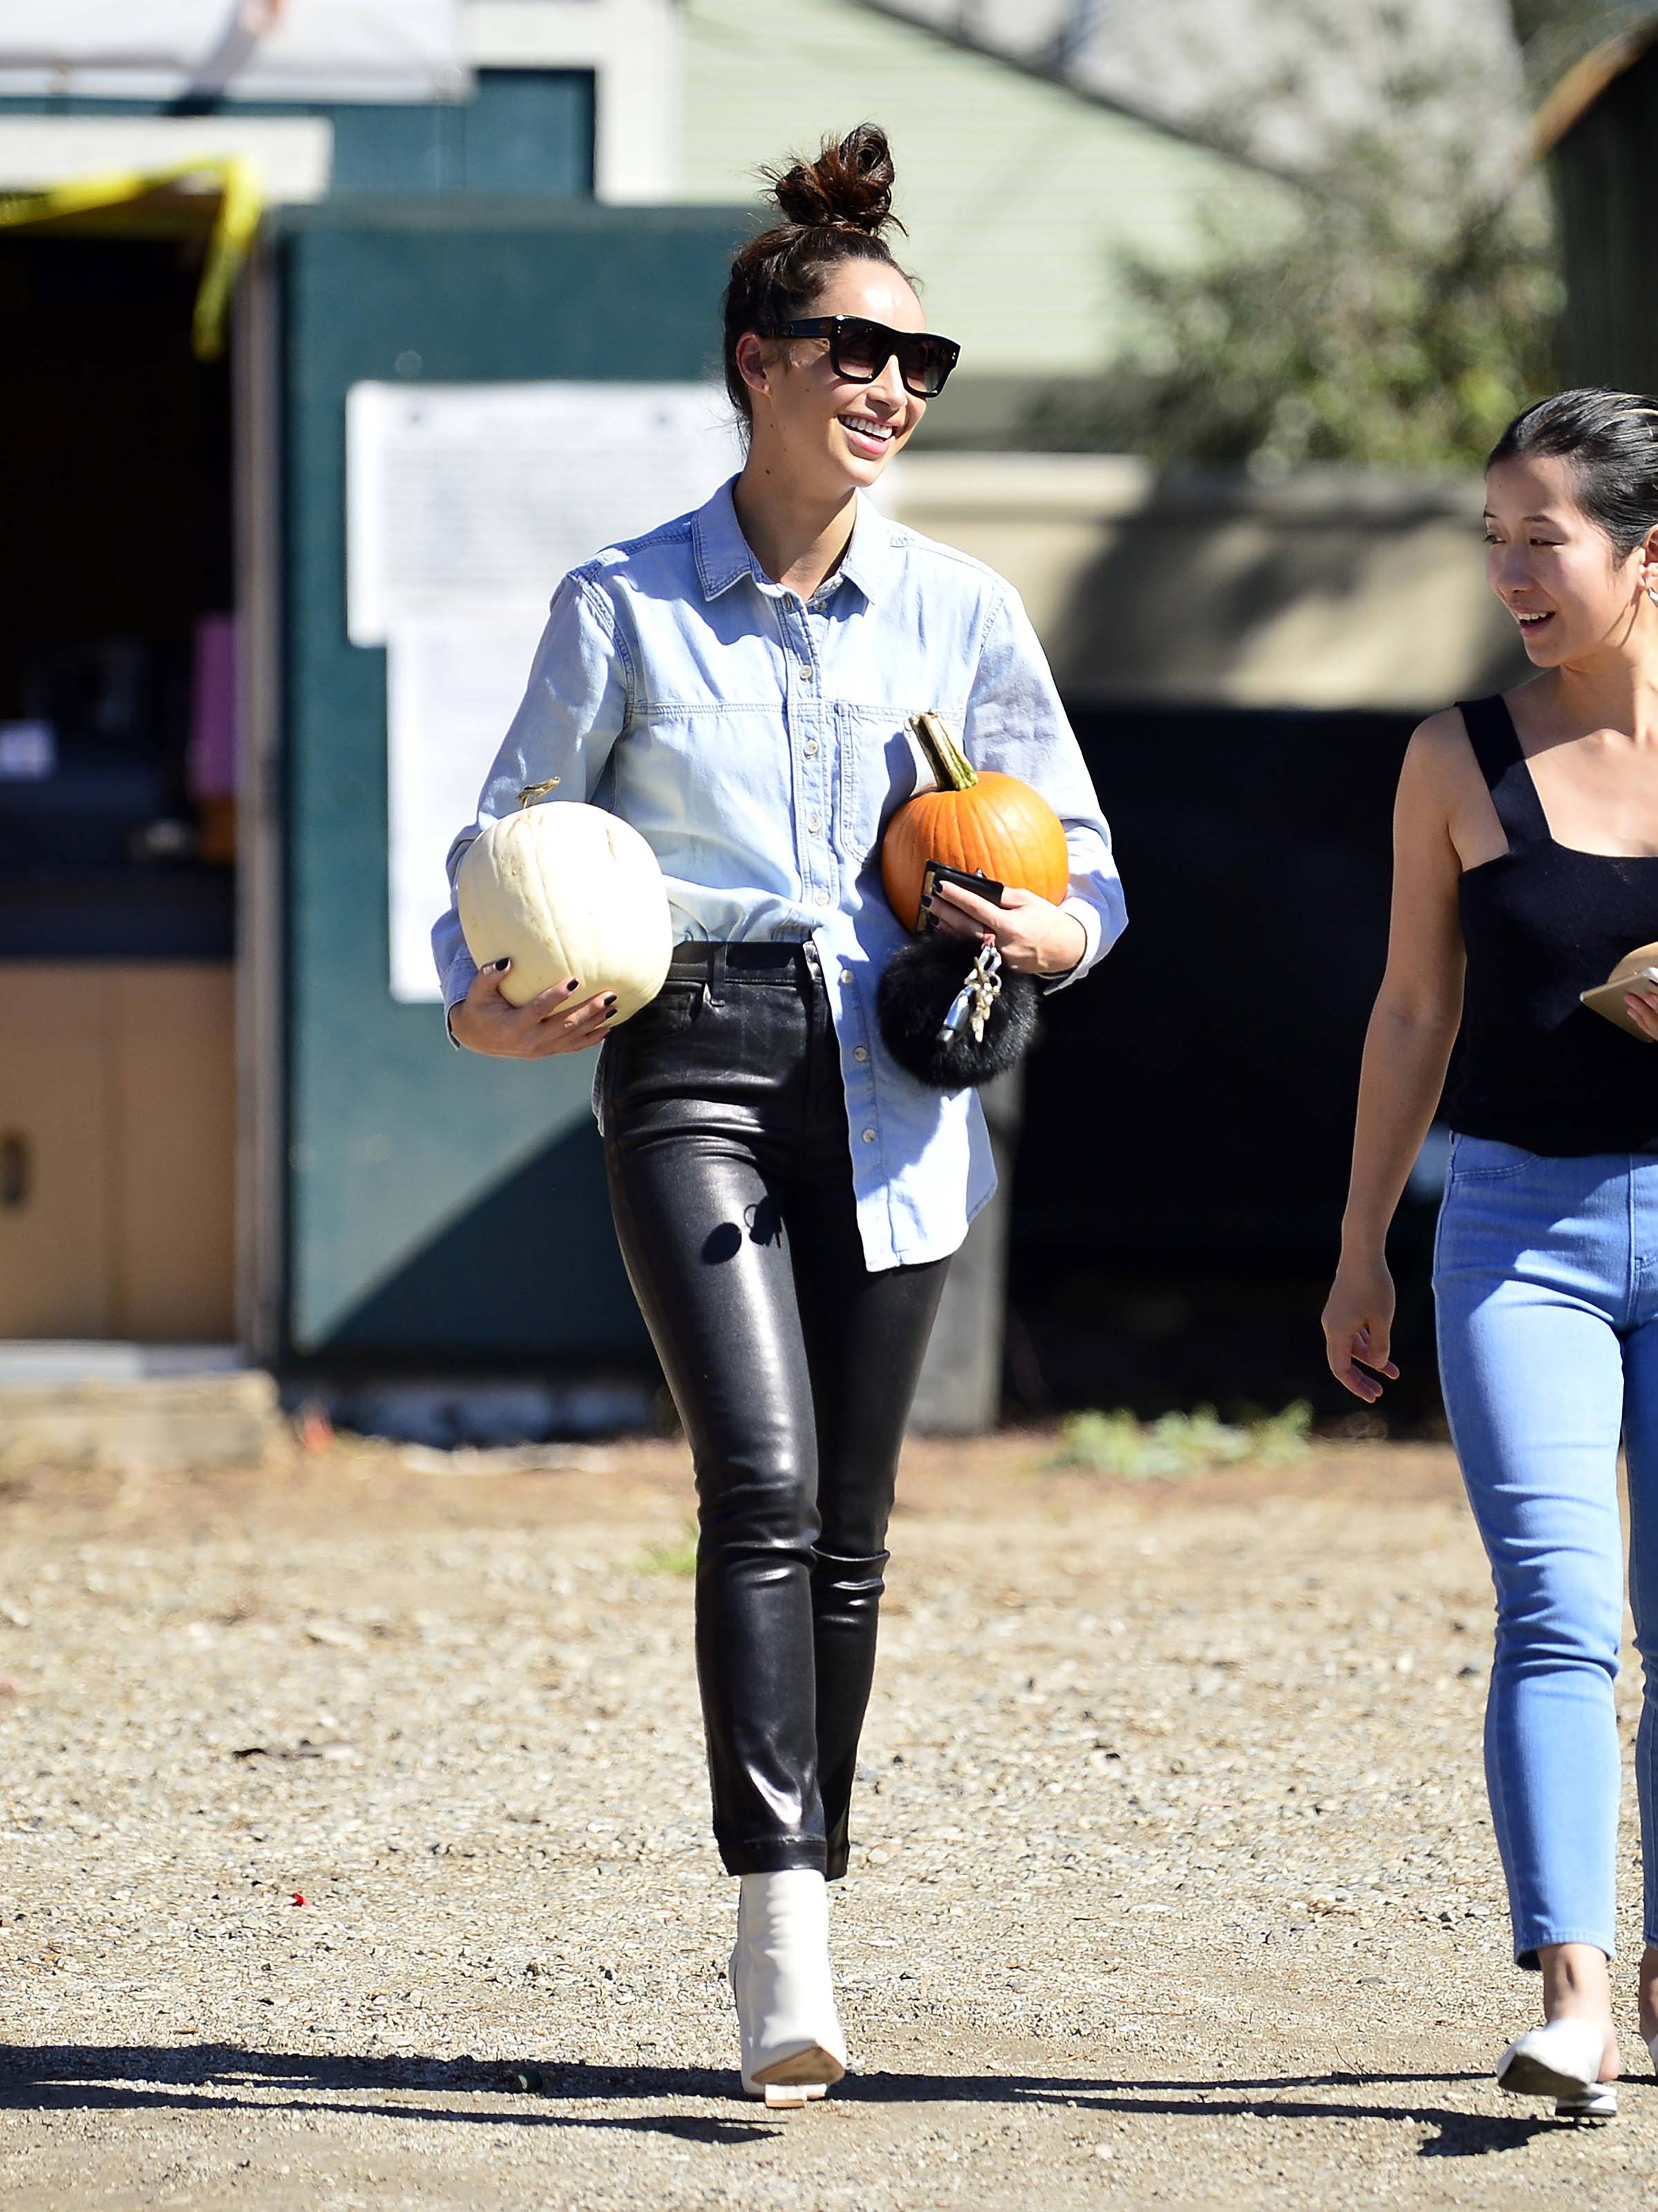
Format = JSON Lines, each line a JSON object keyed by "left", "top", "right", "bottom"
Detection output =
{"left": 0, "top": 153, "right": 263, "bottom": 362}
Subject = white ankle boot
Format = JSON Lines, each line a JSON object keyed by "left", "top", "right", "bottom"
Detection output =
{"left": 730, "top": 1870, "right": 847, "bottom": 2104}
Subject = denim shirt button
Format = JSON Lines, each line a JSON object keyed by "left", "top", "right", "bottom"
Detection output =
{"left": 854, "top": 1046, "right": 869, "bottom": 1062}
{"left": 861, "top": 1129, "right": 877, "bottom": 1144}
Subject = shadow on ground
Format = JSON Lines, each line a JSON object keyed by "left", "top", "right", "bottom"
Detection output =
{"left": 0, "top": 2047, "right": 1608, "bottom": 2158}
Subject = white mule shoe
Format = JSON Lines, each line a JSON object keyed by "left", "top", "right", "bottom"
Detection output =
{"left": 1496, "top": 2017, "right": 1608, "bottom": 2110}
{"left": 731, "top": 1870, "right": 847, "bottom": 2106}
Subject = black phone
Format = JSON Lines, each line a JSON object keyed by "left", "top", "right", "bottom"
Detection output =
{"left": 920, "top": 861, "right": 1006, "bottom": 932}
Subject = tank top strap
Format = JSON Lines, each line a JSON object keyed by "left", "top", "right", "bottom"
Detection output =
{"left": 1456, "top": 695, "right": 1551, "bottom": 852}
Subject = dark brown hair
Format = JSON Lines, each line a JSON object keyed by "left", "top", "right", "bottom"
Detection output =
{"left": 1489, "top": 388, "right": 1658, "bottom": 560}
{"left": 722, "top": 123, "right": 910, "bottom": 428}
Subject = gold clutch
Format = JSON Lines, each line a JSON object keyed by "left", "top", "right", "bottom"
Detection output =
{"left": 1579, "top": 940, "right": 1658, "bottom": 1038}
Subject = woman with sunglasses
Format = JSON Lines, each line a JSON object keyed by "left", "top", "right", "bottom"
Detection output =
{"left": 434, "top": 124, "right": 1123, "bottom": 2103}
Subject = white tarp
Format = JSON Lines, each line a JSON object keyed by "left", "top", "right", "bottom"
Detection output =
{"left": 0, "top": 0, "right": 467, "bottom": 105}
{"left": 355, "top": 379, "right": 746, "bottom": 1001}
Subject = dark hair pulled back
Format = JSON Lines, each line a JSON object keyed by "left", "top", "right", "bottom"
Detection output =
{"left": 1489, "top": 388, "right": 1658, "bottom": 559}
{"left": 722, "top": 122, "right": 909, "bottom": 428}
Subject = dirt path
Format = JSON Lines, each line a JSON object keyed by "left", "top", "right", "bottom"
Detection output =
{"left": 1, "top": 1434, "right": 1655, "bottom": 2209}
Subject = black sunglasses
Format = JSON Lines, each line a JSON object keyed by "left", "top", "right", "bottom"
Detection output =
{"left": 767, "top": 314, "right": 961, "bottom": 398}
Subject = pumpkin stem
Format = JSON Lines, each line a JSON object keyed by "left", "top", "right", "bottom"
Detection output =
{"left": 517, "top": 778, "right": 562, "bottom": 808}
{"left": 909, "top": 712, "right": 978, "bottom": 792}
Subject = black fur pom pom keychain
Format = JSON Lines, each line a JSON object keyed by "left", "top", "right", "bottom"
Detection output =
{"left": 876, "top": 863, "right": 1041, "bottom": 1088}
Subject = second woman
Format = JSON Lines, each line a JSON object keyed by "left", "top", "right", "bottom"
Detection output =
{"left": 1324, "top": 388, "right": 1658, "bottom": 2118}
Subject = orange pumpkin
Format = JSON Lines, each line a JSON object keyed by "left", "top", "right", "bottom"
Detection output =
{"left": 880, "top": 712, "right": 1070, "bottom": 933}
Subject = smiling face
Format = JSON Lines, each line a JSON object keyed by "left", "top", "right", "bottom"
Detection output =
{"left": 735, "top": 257, "right": 929, "bottom": 501}
{"left": 1483, "top": 453, "right": 1658, "bottom": 665}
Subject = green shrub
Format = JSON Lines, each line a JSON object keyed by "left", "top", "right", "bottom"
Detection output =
{"left": 638, "top": 1521, "right": 698, "bottom": 1577}
{"left": 1048, "top": 1402, "right": 1312, "bottom": 1480}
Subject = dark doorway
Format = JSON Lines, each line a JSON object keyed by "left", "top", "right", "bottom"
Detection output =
{"left": 1010, "top": 704, "right": 1441, "bottom": 1426}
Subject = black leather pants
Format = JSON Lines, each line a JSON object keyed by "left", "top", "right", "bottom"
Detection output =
{"left": 601, "top": 942, "right": 949, "bottom": 1879}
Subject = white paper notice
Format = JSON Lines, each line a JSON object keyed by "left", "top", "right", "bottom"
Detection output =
{"left": 347, "top": 380, "right": 745, "bottom": 647}
{"left": 386, "top": 617, "right": 540, "bottom": 1004}
{"left": 361, "top": 379, "right": 745, "bottom": 1000}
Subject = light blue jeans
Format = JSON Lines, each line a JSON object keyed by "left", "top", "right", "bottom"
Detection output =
{"left": 1434, "top": 1134, "right": 1658, "bottom": 1967}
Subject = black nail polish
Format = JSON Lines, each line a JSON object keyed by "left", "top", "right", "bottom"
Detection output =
{"left": 566, "top": 978, "right": 581, "bottom": 992}
{"left": 490, "top": 957, "right": 511, "bottom": 971}
{"left": 603, "top": 994, "right": 618, "bottom": 1009}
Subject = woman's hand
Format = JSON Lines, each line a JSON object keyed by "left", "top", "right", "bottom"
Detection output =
{"left": 1321, "top": 1257, "right": 1401, "bottom": 1403}
{"left": 449, "top": 959, "right": 617, "bottom": 1058}
{"left": 1626, "top": 986, "right": 1658, "bottom": 1041}
{"left": 926, "top": 880, "right": 1086, "bottom": 977}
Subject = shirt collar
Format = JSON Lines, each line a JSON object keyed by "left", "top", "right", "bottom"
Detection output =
{"left": 837, "top": 498, "right": 898, "bottom": 604}
{"left": 693, "top": 477, "right": 898, "bottom": 607}
{"left": 692, "top": 479, "right": 762, "bottom": 599}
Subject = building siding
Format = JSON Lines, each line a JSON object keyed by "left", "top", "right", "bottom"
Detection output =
{"left": 680, "top": 0, "right": 1281, "bottom": 385}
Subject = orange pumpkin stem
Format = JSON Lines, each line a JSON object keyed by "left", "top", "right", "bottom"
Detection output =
{"left": 909, "top": 712, "right": 978, "bottom": 793}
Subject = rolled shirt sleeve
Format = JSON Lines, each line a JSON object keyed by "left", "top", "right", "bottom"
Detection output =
{"left": 962, "top": 583, "right": 1127, "bottom": 991}
{"left": 431, "top": 570, "right": 632, "bottom": 1023}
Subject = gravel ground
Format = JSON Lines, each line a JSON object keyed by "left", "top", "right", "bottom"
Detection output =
{"left": 1, "top": 1432, "right": 1657, "bottom": 2209}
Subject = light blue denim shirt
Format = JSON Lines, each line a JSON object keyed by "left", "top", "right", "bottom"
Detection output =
{"left": 433, "top": 478, "right": 1126, "bottom": 1271}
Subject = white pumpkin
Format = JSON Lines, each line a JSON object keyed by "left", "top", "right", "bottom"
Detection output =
{"left": 457, "top": 800, "right": 672, "bottom": 1024}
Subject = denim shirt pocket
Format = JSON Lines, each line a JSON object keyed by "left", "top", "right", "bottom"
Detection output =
{"left": 836, "top": 703, "right": 922, "bottom": 844}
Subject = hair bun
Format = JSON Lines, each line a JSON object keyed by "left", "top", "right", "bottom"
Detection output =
{"left": 764, "top": 122, "right": 902, "bottom": 238}
{"left": 722, "top": 126, "right": 911, "bottom": 429}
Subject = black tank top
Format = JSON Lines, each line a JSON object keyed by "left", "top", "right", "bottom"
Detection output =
{"left": 1445, "top": 694, "right": 1658, "bottom": 1155}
